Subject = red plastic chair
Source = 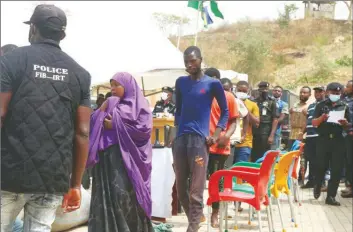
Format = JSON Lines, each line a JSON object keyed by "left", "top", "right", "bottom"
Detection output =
{"left": 291, "top": 143, "right": 305, "bottom": 206}
{"left": 207, "top": 150, "right": 280, "bottom": 232}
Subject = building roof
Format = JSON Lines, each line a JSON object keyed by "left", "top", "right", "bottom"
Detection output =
{"left": 302, "top": 1, "right": 334, "bottom": 4}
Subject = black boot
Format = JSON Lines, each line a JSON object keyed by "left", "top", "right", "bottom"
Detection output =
{"left": 325, "top": 197, "right": 341, "bottom": 206}
{"left": 313, "top": 185, "right": 321, "bottom": 199}
{"left": 301, "top": 181, "right": 314, "bottom": 189}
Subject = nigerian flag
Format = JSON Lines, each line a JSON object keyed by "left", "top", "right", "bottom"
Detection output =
{"left": 187, "top": 0, "right": 201, "bottom": 10}
{"left": 210, "top": 0, "right": 224, "bottom": 19}
{"left": 187, "top": 1, "right": 224, "bottom": 19}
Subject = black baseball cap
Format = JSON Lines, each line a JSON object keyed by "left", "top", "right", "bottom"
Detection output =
{"left": 313, "top": 86, "right": 325, "bottom": 91}
{"left": 162, "top": 86, "right": 174, "bottom": 93}
{"left": 258, "top": 81, "right": 270, "bottom": 88}
{"left": 24, "top": 4, "right": 67, "bottom": 32}
{"left": 326, "top": 82, "right": 343, "bottom": 91}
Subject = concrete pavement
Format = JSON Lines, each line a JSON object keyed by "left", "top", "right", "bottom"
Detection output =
{"left": 65, "top": 183, "right": 352, "bottom": 232}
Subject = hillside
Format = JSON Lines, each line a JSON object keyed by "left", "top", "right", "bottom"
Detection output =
{"left": 170, "top": 19, "right": 352, "bottom": 90}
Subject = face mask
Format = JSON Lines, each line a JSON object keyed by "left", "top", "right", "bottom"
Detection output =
{"left": 161, "top": 92, "right": 168, "bottom": 101}
{"left": 235, "top": 92, "right": 249, "bottom": 100}
{"left": 329, "top": 94, "right": 341, "bottom": 102}
{"left": 260, "top": 91, "right": 268, "bottom": 99}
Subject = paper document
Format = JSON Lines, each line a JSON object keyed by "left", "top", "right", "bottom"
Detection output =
{"left": 327, "top": 110, "right": 345, "bottom": 124}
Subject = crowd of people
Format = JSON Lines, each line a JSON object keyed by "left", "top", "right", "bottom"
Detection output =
{"left": 1, "top": 4, "right": 352, "bottom": 232}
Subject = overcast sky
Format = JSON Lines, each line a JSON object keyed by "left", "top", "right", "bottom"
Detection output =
{"left": 1, "top": 1, "right": 350, "bottom": 47}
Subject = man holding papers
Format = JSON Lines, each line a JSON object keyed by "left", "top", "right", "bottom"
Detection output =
{"left": 312, "top": 82, "right": 351, "bottom": 206}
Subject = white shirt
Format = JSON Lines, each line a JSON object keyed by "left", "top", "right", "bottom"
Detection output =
{"left": 230, "top": 98, "right": 249, "bottom": 144}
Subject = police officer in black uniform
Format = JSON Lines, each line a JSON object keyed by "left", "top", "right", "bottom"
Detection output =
{"left": 312, "top": 82, "right": 351, "bottom": 206}
{"left": 341, "top": 80, "right": 353, "bottom": 198}
{"left": 0, "top": 4, "right": 91, "bottom": 230}
{"left": 152, "top": 86, "right": 176, "bottom": 116}
{"left": 251, "top": 81, "right": 279, "bottom": 161}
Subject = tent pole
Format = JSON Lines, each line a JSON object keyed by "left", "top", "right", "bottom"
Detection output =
{"left": 141, "top": 76, "right": 146, "bottom": 97}
{"left": 194, "top": 2, "right": 200, "bottom": 46}
{"left": 177, "top": 19, "right": 181, "bottom": 49}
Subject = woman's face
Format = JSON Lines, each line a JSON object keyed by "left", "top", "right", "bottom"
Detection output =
{"left": 110, "top": 80, "right": 125, "bottom": 98}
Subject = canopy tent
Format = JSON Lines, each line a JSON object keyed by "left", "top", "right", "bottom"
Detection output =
{"left": 91, "top": 68, "right": 187, "bottom": 97}
{"left": 93, "top": 67, "right": 247, "bottom": 97}
{"left": 60, "top": 9, "right": 187, "bottom": 87}
{"left": 135, "top": 69, "right": 187, "bottom": 91}
{"left": 219, "top": 70, "right": 248, "bottom": 83}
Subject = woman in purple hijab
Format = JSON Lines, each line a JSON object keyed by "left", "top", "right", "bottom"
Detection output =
{"left": 87, "top": 72, "right": 153, "bottom": 232}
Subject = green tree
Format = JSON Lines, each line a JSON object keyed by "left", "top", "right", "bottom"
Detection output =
{"left": 152, "top": 12, "right": 190, "bottom": 36}
{"left": 277, "top": 3, "right": 299, "bottom": 28}
{"left": 228, "top": 23, "right": 272, "bottom": 86}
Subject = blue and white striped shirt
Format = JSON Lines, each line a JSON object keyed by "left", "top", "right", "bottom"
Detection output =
{"left": 306, "top": 101, "right": 319, "bottom": 138}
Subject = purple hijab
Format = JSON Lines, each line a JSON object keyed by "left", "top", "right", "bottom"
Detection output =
{"left": 87, "top": 72, "right": 153, "bottom": 218}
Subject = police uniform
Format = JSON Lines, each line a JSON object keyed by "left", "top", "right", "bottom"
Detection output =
{"left": 152, "top": 86, "right": 176, "bottom": 115}
{"left": 302, "top": 86, "right": 326, "bottom": 188}
{"left": 252, "top": 82, "right": 279, "bottom": 161}
{"left": 313, "top": 83, "right": 351, "bottom": 205}
{"left": 1, "top": 5, "right": 91, "bottom": 194}
{"left": 342, "top": 93, "right": 353, "bottom": 197}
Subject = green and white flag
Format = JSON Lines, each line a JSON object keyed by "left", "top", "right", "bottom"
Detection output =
{"left": 187, "top": 0, "right": 201, "bottom": 10}
{"left": 210, "top": 0, "right": 224, "bottom": 19}
{"left": 187, "top": 1, "right": 224, "bottom": 19}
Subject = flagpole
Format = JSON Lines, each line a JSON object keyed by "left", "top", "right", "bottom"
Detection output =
{"left": 194, "top": 2, "right": 200, "bottom": 46}
{"left": 177, "top": 18, "right": 181, "bottom": 49}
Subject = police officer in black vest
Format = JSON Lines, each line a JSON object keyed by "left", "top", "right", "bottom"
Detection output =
{"left": 0, "top": 4, "right": 91, "bottom": 231}
{"left": 152, "top": 86, "right": 176, "bottom": 116}
{"left": 251, "top": 81, "right": 279, "bottom": 161}
{"left": 312, "top": 82, "right": 351, "bottom": 206}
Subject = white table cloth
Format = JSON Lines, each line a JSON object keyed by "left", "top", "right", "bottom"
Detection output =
{"left": 151, "top": 148, "right": 175, "bottom": 218}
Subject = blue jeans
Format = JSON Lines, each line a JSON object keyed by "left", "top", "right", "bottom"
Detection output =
{"left": 233, "top": 147, "right": 252, "bottom": 164}
{"left": 270, "top": 134, "right": 281, "bottom": 150}
{"left": 1, "top": 191, "right": 62, "bottom": 232}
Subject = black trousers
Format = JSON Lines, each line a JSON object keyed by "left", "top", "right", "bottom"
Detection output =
{"left": 207, "top": 153, "right": 228, "bottom": 209}
{"left": 315, "top": 136, "right": 345, "bottom": 198}
{"left": 345, "top": 136, "right": 353, "bottom": 185}
{"left": 251, "top": 134, "right": 270, "bottom": 162}
{"left": 303, "top": 137, "right": 317, "bottom": 183}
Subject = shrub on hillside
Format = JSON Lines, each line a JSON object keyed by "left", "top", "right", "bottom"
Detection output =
{"left": 335, "top": 55, "right": 353, "bottom": 67}
{"left": 277, "top": 3, "right": 299, "bottom": 29}
{"left": 228, "top": 22, "right": 272, "bottom": 85}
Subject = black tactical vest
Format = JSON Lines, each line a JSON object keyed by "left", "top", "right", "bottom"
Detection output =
{"left": 253, "top": 97, "right": 277, "bottom": 135}
{"left": 1, "top": 40, "right": 90, "bottom": 193}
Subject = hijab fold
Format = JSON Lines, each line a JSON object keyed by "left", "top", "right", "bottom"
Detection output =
{"left": 87, "top": 72, "right": 152, "bottom": 218}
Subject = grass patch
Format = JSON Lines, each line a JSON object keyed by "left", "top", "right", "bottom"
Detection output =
{"left": 335, "top": 55, "right": 353, "bottom": 67}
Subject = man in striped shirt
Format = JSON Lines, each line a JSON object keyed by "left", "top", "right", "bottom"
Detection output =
{"left": 301, "top": 86, "right": 326, "bottom": 189}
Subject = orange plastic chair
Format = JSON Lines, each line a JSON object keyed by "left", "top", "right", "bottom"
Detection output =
{"left": 206, "top": 150, "right": 280, "bottom": 232}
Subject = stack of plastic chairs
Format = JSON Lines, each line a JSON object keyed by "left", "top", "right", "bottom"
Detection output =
{"left": 206, "top": 150, "right": 280, "bottom": 232}
{"left": 229, "top": 151, "right": 300, "bottom": 232}
{"left": 216, "top": 142, "right": 304, "bottom": 231}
